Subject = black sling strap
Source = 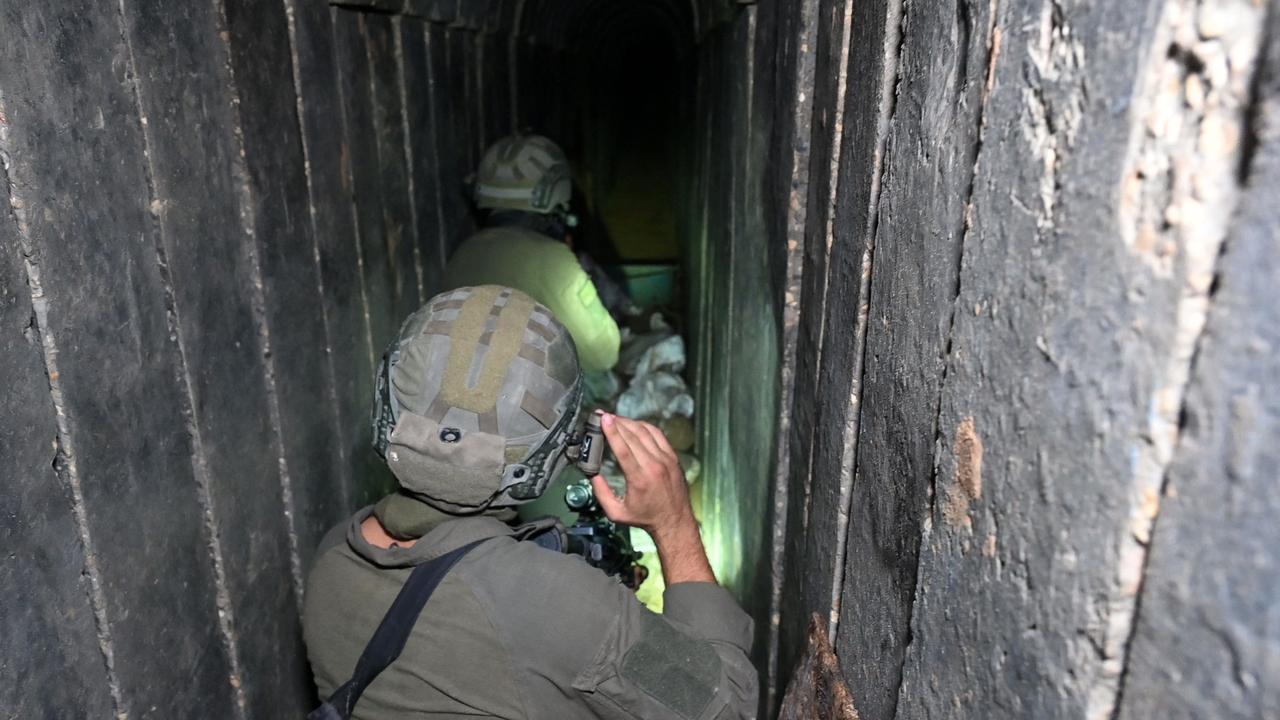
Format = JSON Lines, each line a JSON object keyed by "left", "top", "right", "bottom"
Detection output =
{"left": 307, "top": 538, "right": 489, "bottom": 720}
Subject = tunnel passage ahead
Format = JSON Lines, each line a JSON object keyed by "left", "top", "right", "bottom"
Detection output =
{"left": 4, "top": 0, "right": 1279, "bottom": 719}
{"left": 0, "top": 0, "right": 782, "bottom": 717}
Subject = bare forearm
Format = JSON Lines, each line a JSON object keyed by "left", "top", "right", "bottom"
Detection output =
{"left": 652, "top": 518, "right": 715, "bottom": 585}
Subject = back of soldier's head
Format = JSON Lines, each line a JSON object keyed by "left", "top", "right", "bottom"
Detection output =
{"left": 372, "top": 285, "right": 582, "bottom": 511}
{"left": 473, "top": 133, "right": 572, "bottom": 216}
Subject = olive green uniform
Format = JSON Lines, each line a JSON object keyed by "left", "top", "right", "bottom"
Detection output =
{"left": 444, "top": 227, "right": 621, "bottom": 373}
{"left": 304, "top": 506, "right": 758, "bottom": 719}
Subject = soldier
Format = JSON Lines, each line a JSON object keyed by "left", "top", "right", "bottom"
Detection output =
{"left": 443, "top": 133, "right": 623, "bottom": 373}
{"left": 303, "top": 285, "right": 757, "bottom": 719}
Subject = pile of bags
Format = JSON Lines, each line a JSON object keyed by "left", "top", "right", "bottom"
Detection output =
{"left": 587, "top": 313, "right": 701, "bottom": 487}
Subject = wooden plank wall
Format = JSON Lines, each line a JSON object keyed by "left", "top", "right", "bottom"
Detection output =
{"left": 6, "top": 0, "right": 1274, "bottom": 718}
{"left": 770, "top": 0, "right": 1280, "bottom": 718}
{"left": 0, "top": 1, "right": 550, "bottom": 716}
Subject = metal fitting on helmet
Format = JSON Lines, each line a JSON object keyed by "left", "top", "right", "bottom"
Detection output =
{"left": 372, "top": 286, "right": 583, "bottom": 510}
{"left": 473, "top": 133, "right": 572, "bottom": 216}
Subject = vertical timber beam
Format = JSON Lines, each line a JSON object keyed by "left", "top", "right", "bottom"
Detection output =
{"left": 896, "top": 0, "right": 1268, "bottom": 717}
{"left": 0, "top": 3, "right": 238, "bottom": 715}
{"left": 0, "top": 129, "right": 116, "bottom": 720}
{"left": 833, "top": 0, "right": 996, "bottom": 716}
{"left": 283, "top": 0, "right": 375, "bottom": 508}
{"left": 761, "top": 0, "right": 820, "bottom": 709}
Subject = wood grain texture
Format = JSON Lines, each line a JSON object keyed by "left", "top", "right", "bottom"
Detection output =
{"left": 894, "top": 1, "right": 1201, "bottom": 716}
{"left": 0, "top": 161, "right": 115, "bottom": 720}
{"left": 832, "top": 0, "right": 993, "bottom": 716}
{"left": 120, "top": 0, "right": 313, "bottom": 712}
{"left": 0, "top": 3, "right": 237, "bottom": 714}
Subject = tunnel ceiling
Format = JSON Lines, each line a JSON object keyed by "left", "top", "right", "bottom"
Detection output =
{"left": 377, "top": 0, "right": 741, "bottom": 48}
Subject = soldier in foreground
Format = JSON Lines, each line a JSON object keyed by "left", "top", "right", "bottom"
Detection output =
{"left": 443, "top": 133, "right": 624, "bottom": 373}
{"left": 302, "top": 285, "right": 758, "bottom": 719}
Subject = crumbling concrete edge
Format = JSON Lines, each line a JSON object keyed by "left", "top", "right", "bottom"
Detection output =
{"left": 1097, "top": 0, "right": 1273, "bottom": 717}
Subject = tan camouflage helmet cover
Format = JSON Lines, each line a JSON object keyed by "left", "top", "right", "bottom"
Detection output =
{"left": 473, "top": 133, "right": 572, "bottom": 215}
{"left": 372, "top": 286, "right": 583, "bottom": 510}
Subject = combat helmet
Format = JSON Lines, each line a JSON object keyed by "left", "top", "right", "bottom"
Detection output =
{"left": 473, "top": 133, "right": 572, "bottom": 216}
{"left": 372, "top": 286, "right": 583, "bottom": 510}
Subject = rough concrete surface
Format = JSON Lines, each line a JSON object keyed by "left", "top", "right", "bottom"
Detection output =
{"left": 892, "top": 0, "right": 1268, "bottom": 717}
{"left": 365, "top": 13, "right": 425, "bottom": 320}
{"left": 333, "top": 9, "right": 398, "bottom": 364}
{"left": 831, "top": 0, "right": 996, "bottom": 715}
{"left": 779, "top": 615, "right": 861, "bottom": 720}
{"left": 1117, "top": 8, "right": 1280, "bottom": 716}
{"left": 284, "top": 0, "right": 374, "bottom": 508}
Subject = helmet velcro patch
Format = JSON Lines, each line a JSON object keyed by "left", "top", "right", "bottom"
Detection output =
{"left": 437, "top": 286, "right": 534, "bottom": 416}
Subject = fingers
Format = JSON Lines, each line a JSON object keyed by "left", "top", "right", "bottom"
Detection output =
{"left": 636, "top": 421, "right": 677, "bottom": 461}
{"left": 600, "top": 413, "right": 641, "bottom": 472}
{"left": 606, "top": 413, "right": 662, "bottom": 462}
{"left": 590, "top": 474, "right": 627, "bottom": 521}
{"left": 602, "top": 414, "right": 656, "bottom": 478}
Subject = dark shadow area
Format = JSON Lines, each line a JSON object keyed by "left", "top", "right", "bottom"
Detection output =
{"left": 567, "top": 4, "right": 691, "bottom": 267}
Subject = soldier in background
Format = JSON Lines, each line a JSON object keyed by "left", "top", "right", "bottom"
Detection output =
{"left": 443, "top": 133, "right": 624, "bottom": 373}
{"left": 302, "top": 286, "right": 758, "bottom": 719}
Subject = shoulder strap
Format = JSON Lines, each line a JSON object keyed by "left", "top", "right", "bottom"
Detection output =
{"left": 307, "top": 538, "right": 489, "bottom": 720}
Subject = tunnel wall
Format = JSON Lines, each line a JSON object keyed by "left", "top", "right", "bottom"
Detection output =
{"left": 772, "top": 0, "right": 1280, "bottom": 718}
{"left": 6, "top": 0, "right": 1277, "bottom": 718}
{"left": 0, "top": 0, "right": 757, "bottom": 716}
{"left": 0, "top": 1, "right": 573, "bottom": 716}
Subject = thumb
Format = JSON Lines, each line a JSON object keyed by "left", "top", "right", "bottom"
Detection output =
{"left": 590, "top": 474, "right": 627, "bottom": 521}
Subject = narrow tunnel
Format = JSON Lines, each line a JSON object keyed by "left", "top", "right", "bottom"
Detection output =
{"left": 3, "top": 0, "right": 1278, "bottom": 719}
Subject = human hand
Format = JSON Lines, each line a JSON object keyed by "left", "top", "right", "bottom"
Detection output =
{"left": 589, "top": 413, "right": 695, "bottom": 541}
{"left": 590, "top": 412, "right": 715, "bottom": 585}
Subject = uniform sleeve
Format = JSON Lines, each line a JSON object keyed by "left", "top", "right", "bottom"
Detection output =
{"left": 470, "top": 543, "right": 758, "bottom": 720}
{"left": 554, "top": 269, "right": 620, "bottom": 373}
{"left": 568, "top": 580, "right": 759, "bottom": 720}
